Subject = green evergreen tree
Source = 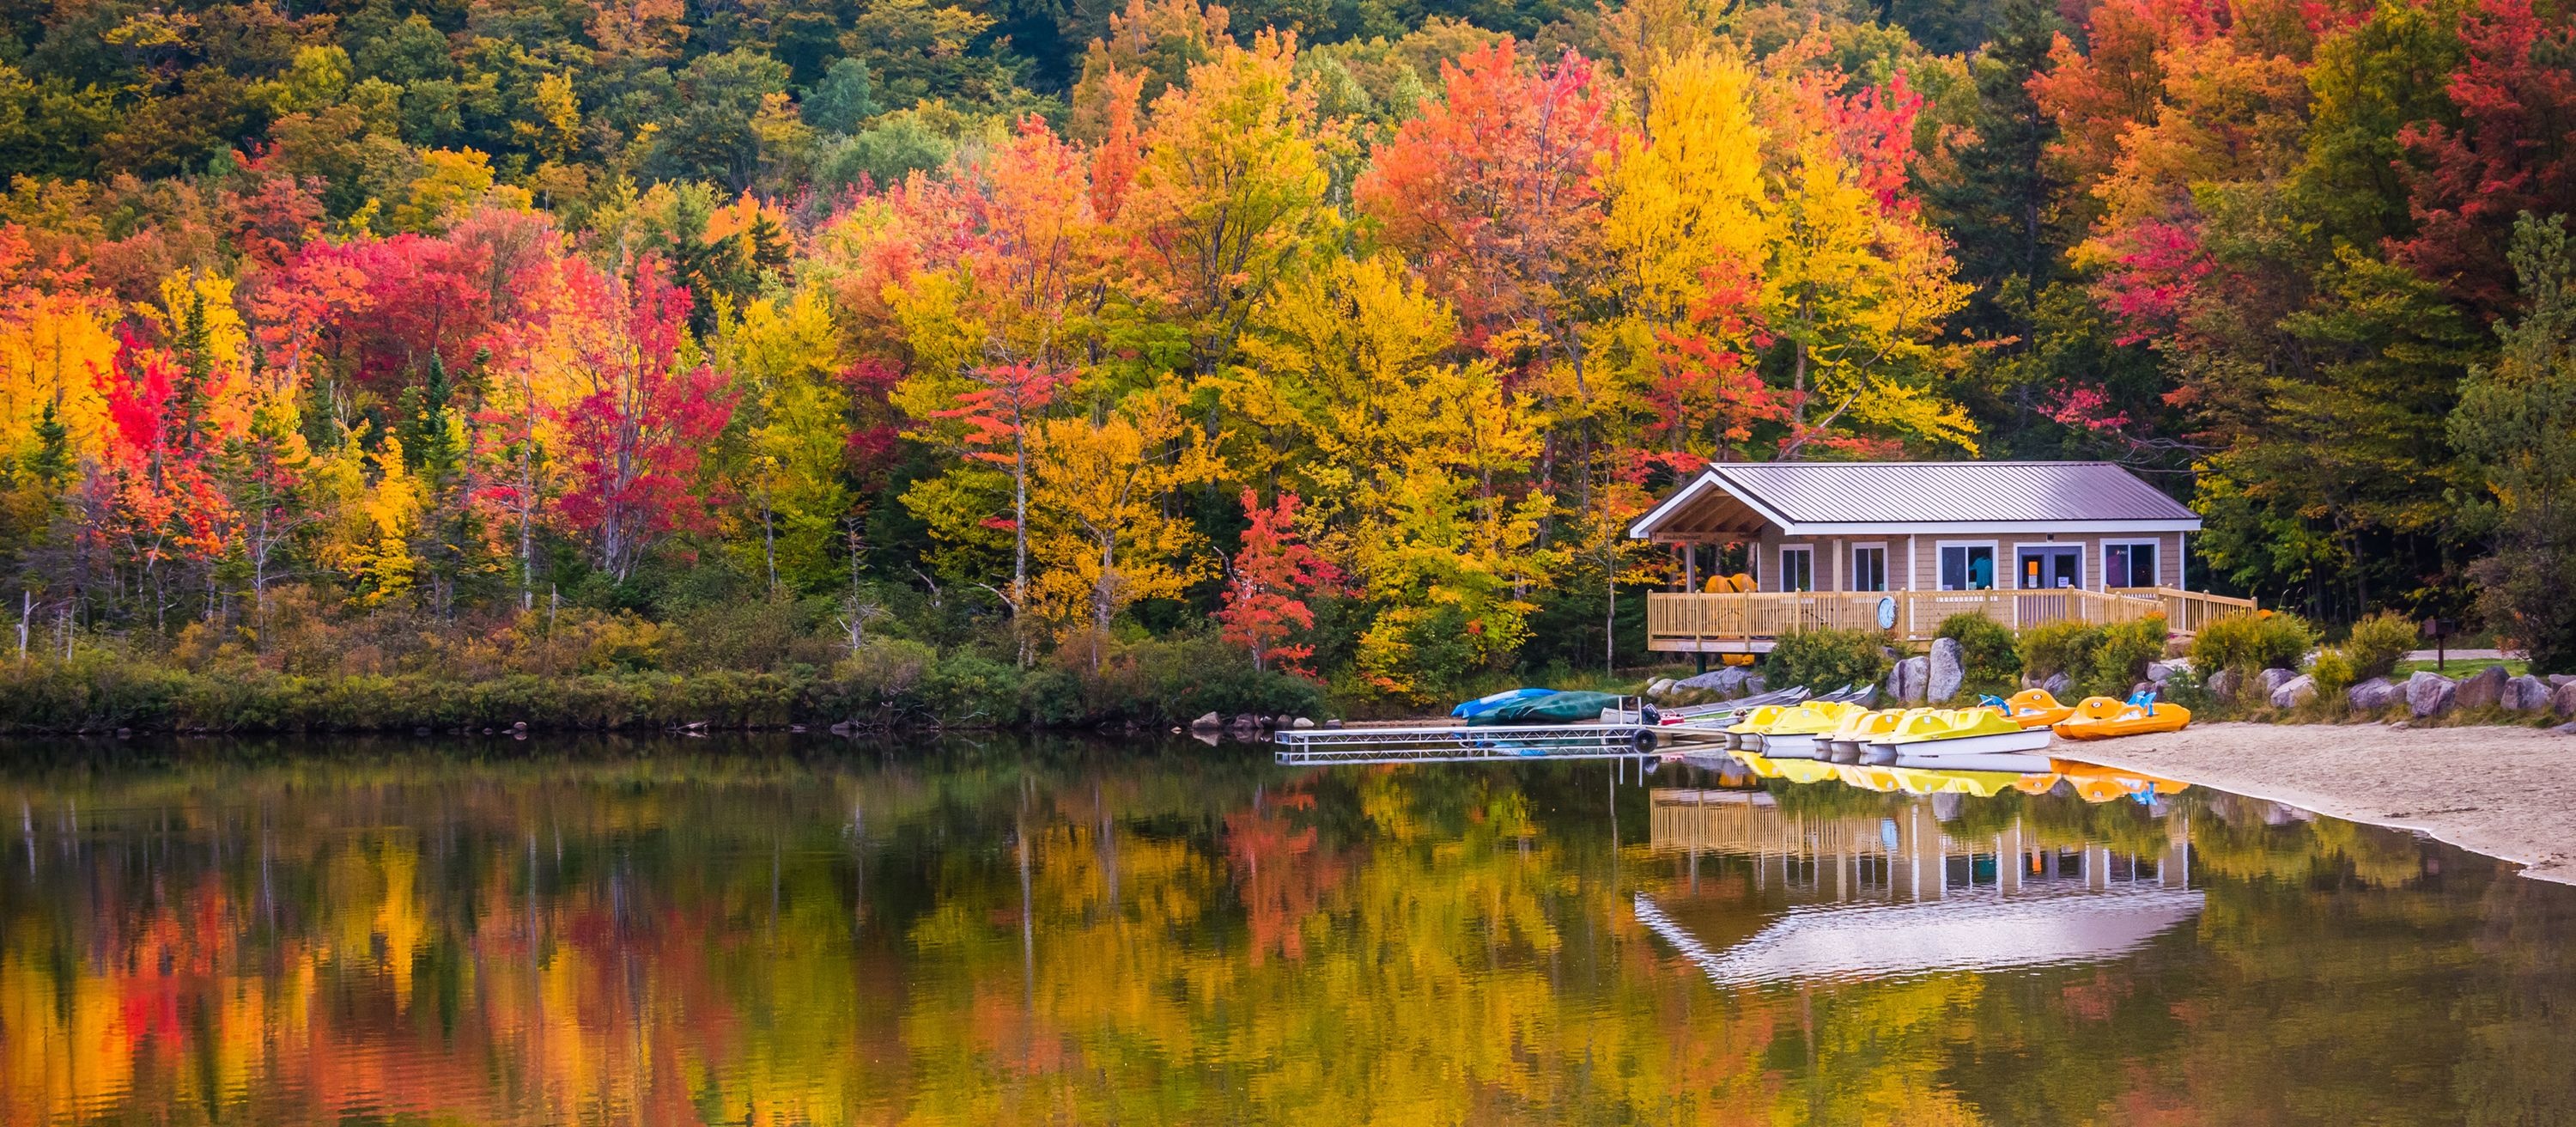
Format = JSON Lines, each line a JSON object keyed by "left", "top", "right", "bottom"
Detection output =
{"left": 2452, "top": 212, "right": 2576, "bottom": 673}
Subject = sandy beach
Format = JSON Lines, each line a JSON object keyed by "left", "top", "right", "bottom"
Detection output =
{"left": 2057, "top": 722, "right": 2576, "bottom": 882}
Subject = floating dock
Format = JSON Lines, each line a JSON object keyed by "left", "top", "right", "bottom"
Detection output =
{"left": 1272, "top": 720, "right": 1736, "bottom": 765}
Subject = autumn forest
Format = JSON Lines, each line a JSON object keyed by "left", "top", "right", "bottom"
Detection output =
{"left": 3, "top": 0, "right": 2576, "bottom": 726}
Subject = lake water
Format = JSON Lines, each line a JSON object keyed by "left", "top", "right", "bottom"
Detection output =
{"left": 3, "top": 734, "right": 2573, "bottom": 1125}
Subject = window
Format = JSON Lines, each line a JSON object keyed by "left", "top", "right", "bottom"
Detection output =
{"left": 1850, "top": 545, "right": 1887, "bottom": 592}
{"left": 1940, "top": 544, "right": 1996, "bottom": 590}
{"left": 1779, "top": 546, "right": 1814, "bottom": 592}
{"left": 2105, "top": 541, "right": 2160, "bottom": 588}
{"left": 2017, "top": 545, "right": 2081, "bottom": 589}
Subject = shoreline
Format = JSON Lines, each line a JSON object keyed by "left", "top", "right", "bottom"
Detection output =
{"left": 2049, "top": 722, "right": 2576, "bottom": 884}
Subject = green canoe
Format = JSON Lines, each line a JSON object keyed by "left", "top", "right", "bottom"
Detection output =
{"left": 1467, "top": 691, "right": 1625, "bottom": 726}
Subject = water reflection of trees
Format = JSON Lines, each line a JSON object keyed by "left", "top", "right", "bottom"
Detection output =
{"left": 0, "top": 741, "right": 2570, "bottom": 1124}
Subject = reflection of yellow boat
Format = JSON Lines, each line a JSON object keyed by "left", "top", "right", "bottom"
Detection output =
{"left": 1729, "top": 751, "right": 1841, "bottom": 783}
{"left": 2054, "top": 694, "right": 2191, "bottom": 740}
{"left": 1771, "top": 758, "right": 1842, "bottom": 784}
{"left": 2051, "top": 761, "right": 2190, "bottom": 802}
{"left": 1728, "top": 750, "right": 1783, "bottom": 777}
{"left": 1884, "top": 766, "right": 2055, "bottom": 797}
{"left": 1832, "top": 764, "right": 1906, "bottom": 792}
{"left": 1994, "top": 688, "right": 2075, "bottom": 728}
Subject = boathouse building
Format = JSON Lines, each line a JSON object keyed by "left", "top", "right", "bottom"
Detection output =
{"left": 1626, "top": 460, "right": 2250, "bottom": 654}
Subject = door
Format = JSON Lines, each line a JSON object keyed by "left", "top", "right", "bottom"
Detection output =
{"left": 2017, "top": 545, "right": 2081, "bottom": 590}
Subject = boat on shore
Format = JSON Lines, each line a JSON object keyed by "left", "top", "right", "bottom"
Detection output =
{"left": 2056, "top": 691, "right": 2191, "bottom": 740}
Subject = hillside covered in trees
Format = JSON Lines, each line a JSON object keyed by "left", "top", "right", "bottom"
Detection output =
{"left": 3, "top": 0, "right": 2575, "bottom": 725}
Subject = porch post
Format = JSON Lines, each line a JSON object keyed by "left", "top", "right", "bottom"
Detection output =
{"left": 1684, "top": 542, "right": 1698, "bottom": 593}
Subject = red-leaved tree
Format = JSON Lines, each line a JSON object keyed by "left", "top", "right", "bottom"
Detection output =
{"left": 1217, "top": 490, "right": 1333, "bottom": 673}
{"left": 2396, "top": 0, "right": 2576, "bottom": 319}
{"left": 556, "top": 255, "right": 736, "bottom": 582}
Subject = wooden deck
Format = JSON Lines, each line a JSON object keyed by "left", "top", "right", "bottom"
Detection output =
{"left": 1643, "top": 588, "right": 2256, "bottom": 653}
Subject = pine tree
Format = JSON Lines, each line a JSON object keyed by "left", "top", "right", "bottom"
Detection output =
{"left": 2452, "top": 212, "right": 2576, "bottom": 673}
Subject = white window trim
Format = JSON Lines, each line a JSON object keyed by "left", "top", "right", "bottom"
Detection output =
{"left": 1778, "top": 545, "right": 1816, "bottom": 593}
{"left": 1849, "top": 541, "right": 1889, "bottom": 593}
{"left": 2010, "top": 541, "right": 2085, "bottom": 591}
{"left": 2102, "top": 538, "right": 2162, "bottom": 591}
{"left": 1934, "top": 539, "right": 2001, "bottom": 592}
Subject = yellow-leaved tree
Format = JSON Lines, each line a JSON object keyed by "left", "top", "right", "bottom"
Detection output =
{"left": 715, "top": 289, "right": 854, "bottom": 593}
{"left": 311, "top": 426, "right": 422, "bottom": 606}
{"left": 1027, "top": 382, "right": 1221, "bottom": 668}
{"left": 1230, "top": 255, "right": 1552, "bottom": 702}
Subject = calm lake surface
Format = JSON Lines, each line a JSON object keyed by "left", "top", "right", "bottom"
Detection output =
{"left": 3, "top": 734, "right": 2573, "bottom": 1125}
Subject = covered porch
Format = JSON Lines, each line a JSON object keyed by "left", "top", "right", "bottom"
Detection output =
{"left": 1642, "top": 587, "right": 2257, "bottom": 654}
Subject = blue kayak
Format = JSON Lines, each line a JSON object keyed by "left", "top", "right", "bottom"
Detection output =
{"left": 1451, "top": 687, "right": 1555, "bottom": 719}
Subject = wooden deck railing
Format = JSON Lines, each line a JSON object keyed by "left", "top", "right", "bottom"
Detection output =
{"left": 2109, "top": 587, "right": 2259, "bottom": 635}
{"left": 1644, "top": 588, "right": 2257, "bottom": 652}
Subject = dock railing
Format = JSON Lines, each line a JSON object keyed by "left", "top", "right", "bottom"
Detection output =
{"left": 1644, "top": 587, "right": 2256, "bottom": 653}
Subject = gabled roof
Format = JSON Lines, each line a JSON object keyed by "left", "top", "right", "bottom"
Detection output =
{"left": 1628, "top": 460, "right": 2202, "bottom": 538}
{"left": 1637, "top": 886, "right": 2206, "bottom": 988}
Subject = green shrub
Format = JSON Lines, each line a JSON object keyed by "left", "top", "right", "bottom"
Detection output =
{"left": 1764, "top": 629, "right": 1893, "bottom": 693}
{"left": 2188, "top": 612, "right": 2316, "bottom": 684}
{"left": 2087, "top": 615, "right": 2169, "bottom": 698}
{"left": 833, "top": 637, "right": 939, "bottom": 706}
{"left": 2310, "top": 648, "right": 2357, "bottom": 701}
{"left": 2019, "top": 620, "right": 2105, "bottom": 683}
{"left": 925, "top": 651, "right": 1021, "bottom": 727}
{"left": 1104, "top": 632, "right": 1325, "bottom": 722}
{"left": 2342, "top": 610, "right": 2418, "bottom": 680}
{"left": 1935, "top": 613, "right": 2022, "bottom": 694}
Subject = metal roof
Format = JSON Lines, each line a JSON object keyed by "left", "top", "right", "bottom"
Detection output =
{"left": 1629, "top": 460, "right": 2202, "bottom": 538}
{"left": 1637, "top": 886, "right": 2206, "bottom": 988}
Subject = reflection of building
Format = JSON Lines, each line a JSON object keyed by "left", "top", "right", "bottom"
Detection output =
{"left": 1638, "top": 789, "right": 2201, "bottom": 986}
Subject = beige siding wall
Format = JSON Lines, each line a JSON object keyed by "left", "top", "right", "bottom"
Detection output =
{"left": 1743, "top": 531, "right": 2181, "bottom": 592}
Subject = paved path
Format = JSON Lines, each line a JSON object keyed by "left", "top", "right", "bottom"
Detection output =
{"left": 2405, "top": 649, "right": 2515, "bottom": 661}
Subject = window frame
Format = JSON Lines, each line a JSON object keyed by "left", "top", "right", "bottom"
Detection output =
{"left": 1848, "top": 542, "right": 1888, "bottom": 593}
{"left": 2102, "top": 538, "right": 2162, "bottom": 590}
{"left": 1935, "top": 539, "right": 2001, "bottom": 592}
{"left": 1778, "top": 545, "right": 1816, "bottom": 593}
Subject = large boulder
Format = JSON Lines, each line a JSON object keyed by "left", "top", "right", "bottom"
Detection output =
{"left": 1889, "top": 655, "right": 1931, "bottom": 704}
{"left": 1645, "top": 677, "right": 1676, "bottom": 699}
{"left": 2555, "top": 679, "right": 2576, "bottom": 718}
{"left": 2256, "top": 667, "right": 2299, "bottom": 699}
{"left": 1927, "top": 637, "right": 1965, "bottom": 702}
{"left": 2456, "top": 664, "right": 2509, "bottom": 710}
{"left": 2042, "top": 672, "right": 2074, "bottom": 700}
{"left": 2407, "top": 672, "right": 2458, "bottom": 719}
{"left": 2346, "top": 677, "right": 2401, "bottom": 712}
{"left": 1190, "top": 711, "right": 1222, "bottom": 731}
{"left": 2147, "top": 661, "right": 2183, "bottom": 685}
{"left": 1677, "top": 666, "right": 1764, "bottom": 698}
{"left": 2270, "top": 673, "right": 2318, "bottom": 710}
{"left": 2206, "top": 668, "right": 2240, "bottom": 702}
{"left": 2503, "top": 674, "right": 2553, "bottom": 712}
